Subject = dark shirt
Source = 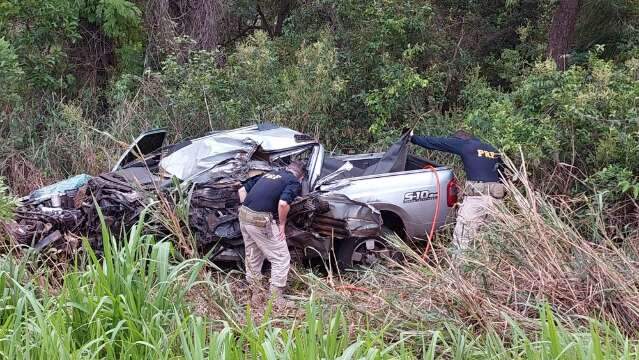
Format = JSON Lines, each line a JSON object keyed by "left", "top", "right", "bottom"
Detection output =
{"left": 243, "top": 169, "right": 301, "bottom": 216}
{"left": 411, "top": 135, "right": 503, "bottom": 182}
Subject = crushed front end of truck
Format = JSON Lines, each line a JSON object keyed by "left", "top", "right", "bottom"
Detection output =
{"left": 4, "top": 125, "right": 383, "bottom": 263}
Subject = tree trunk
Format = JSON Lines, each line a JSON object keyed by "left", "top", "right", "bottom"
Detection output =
{"left": 273, "top": 0, "right": 291, "bottom": 36}
{"left": 144, "top": 0, "right": 176, "bottom": 66}
{"left": 187, "top": 0, "right": 228, "bottom": 50}
{"left": 547, "top": 0, "right": 581, "bottom": 70}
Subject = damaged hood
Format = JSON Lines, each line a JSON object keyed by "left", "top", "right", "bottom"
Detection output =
{"left": 160, "top": 125, "right": 317, "bottom": 180}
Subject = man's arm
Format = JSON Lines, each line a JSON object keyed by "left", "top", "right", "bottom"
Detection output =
{"left": 411, "top": 135, "right": 465, "bottom": 155}
{"left": 277, "top": 200, "right": 291, "bottom": 241}
{"left": 276, "top": 182, "right": 302, "bottom": 241}
{"left": 238, "top": 175, "right": 262, "bottom": 203}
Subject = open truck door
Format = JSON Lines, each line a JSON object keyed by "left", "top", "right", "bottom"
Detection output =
{"left": 112, "top": 129, "right": 167, "bottom": 172}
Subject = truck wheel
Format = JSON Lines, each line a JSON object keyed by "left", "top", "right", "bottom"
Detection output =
{"left": 336, "top": 237, "right": 391, "bottom": 270}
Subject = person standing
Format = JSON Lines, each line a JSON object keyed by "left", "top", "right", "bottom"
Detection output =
{"left": 411, "top": 130, "right": 506, "bottom": 253}
{"left": 237, "top": 160, "right": 305, "bottom": 309}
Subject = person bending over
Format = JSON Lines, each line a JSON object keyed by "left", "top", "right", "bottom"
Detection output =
{"left": 237, "top": 160, "right": 305, "bottom": 309}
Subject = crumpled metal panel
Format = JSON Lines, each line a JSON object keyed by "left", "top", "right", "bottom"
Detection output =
{"left": 319, "top": 193, "right": 382, "bottom": 238}
{"left": 188, "top": 181, "right": 243, "bottom": 246}
{"left": 160, "top": 126, "right": 317, "bottom": 180}
{"left": 361, "top": 131, "right": 410, "bottom": 175}
{"left": 82, "top": 173, "right": 149, "bottom": 249}
{"left": 160, "top": 138, "right": 255, "bottom": 181}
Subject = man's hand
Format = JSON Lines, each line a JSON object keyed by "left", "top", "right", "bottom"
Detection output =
{"left": 401, "top": 127, "right": 413, "bottom": 135}
{"left": 238, "top": 187, "right": 247, "bottom": 203}
{"left": 278, "top": 223, "right": 286, "bottom": 241}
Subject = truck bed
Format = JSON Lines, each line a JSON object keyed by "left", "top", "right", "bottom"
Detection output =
{"left": 320, "top": 153, "right": 439, "bottom": 179}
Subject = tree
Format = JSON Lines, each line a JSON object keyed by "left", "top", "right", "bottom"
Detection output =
{"left": 235, "top": 0, "right": 296, "bottom": 39}
{"left": 547, "top": 0, "right": 581, "bottom": 70}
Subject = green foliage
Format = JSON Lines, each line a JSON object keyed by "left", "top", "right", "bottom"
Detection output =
{"left": 80, "top": 0, "right": 144, "bottom": 73}
{"left": 0, "top": 37, "right": 23, "bottom": 107}
{"left": 271, "top": 0, "right": 450, "bottom": 146}
{"left": 0, "top": 217, "right": 203, "bottom": 357}
{"left": 575, "top": 0, "right": 639, "bottom": 59}
{"left": 462, "top": 54, "right": 639, "bottom": 184}
{"left": 589, "top": 165, "right": 639, "bottom": 202}
{"left": 1, "top": 0, "right": 638, "bottom": 222}
{"left": 0, "top": 177, "right": 16, "bottom": 220}
{"left": 153, "top": 31, "right": 345, "bottom": 142}
{"left": 0, "top": 0, "right": 80, "bottom": 91}
{"left": 365, "top": 53, "right": 430, "bottom": 134}
{"left": 94, "top": 0, "right": 142, "bottom": 41}
{"left": 0, "top": 0, "right": 143, "bottom": 95}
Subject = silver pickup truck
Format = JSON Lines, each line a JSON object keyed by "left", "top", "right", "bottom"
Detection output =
{"left": 309, "top": 147, "right": 457, "bottom": 266}
{"left": 154, "top": 125, "right": 457, "bottom": 267}
{"left": 10, "top": 125, "right": 457, "bottom": 268}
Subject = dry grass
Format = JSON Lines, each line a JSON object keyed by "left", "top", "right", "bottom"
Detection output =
{"left": 298, "top": 157, "right": 639, "bottom": 338}
{"left": 442, "top": 158, "right": 639, "bottom": 334}
{"left": 2, "top": 132, "right": 638, "bottom": 340}
{"left": 0, "top": 151, "right": 48, "bottom": 196}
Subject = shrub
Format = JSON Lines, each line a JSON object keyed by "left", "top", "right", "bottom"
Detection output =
{"left": 0, "top": 38, "right": 23, "bottom": 109}
{"left": 461, "top": 54, "right": 639, "bottom": 191}
{"left": 0, "top": 177, "right": 16, "bottom": 221}
{"left": 146, "top": 31, "right": 345, "bottom": 143}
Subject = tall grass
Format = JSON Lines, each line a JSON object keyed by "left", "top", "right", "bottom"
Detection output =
{"left": 295, "top": 157, "right": 639, "bottom": 358}
{"left": 1, "top": 162, "right": 639, "bottom": 357}
{"left": 0, "top": 213, "right": 408, "bottom": 358}
{"left": 314, "top": 157, "right": 639, "bottom": 334}
{"left": 0, "top": 216, "right": 638, "bottom": 358}
{"left": 1, "top": 235, "right": 638, "bottom": 360}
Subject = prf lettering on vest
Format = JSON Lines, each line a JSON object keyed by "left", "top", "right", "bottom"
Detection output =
{"left": 477, "top": 149, "right": 498, "bottom": 159}
{"left": 264, "top": 173, "right": 282, "bottom": 180}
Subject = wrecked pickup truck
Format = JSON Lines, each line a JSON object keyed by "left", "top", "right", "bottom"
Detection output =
{"left": 6, "top": 124, "right": 457, "bottom": 267}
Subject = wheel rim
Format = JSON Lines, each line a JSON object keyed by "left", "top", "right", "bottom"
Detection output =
{"left": 351, "top": 239, "right": 390, "bottom": 266}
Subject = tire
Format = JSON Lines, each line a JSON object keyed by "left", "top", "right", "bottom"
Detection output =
{"left": 335, "top": 237, "right": 392, "bottom": 270}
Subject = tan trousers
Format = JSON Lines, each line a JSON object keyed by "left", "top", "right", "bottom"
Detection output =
{"left": 238, "top": 206, "right": 291, "bottom": 288}
{"left": 452, "top": 182, "right": 505, "bottom": 252}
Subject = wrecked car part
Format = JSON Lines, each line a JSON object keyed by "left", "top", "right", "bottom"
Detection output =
{"left": 82, "top": 173, "right": 152, "bottom": 249}
{"left": 10, "top": 207, "right": 84, "bottom": 248}
{"left": 35, "top": 230, "right": 62, "bottom": 251}
{"left": 351, "top": 238, "right": 391, "bottom": 266}
{"left": 318, "top": 131, "right": 411, "bottom": 182}
{"left": 213, "top": 217, "right": 241, "bottom": 239}
{"left": 188, "top": 181, "right": 242, "bottom": 246}
{"left": 361, "top": 131, "right": 410, "bottom": 175}
{"left": 27, "top": 174, "right": 92, "bottom": 204}
{"left": 112, "top": 128, "right": 167, "bottom": 171}
{"left": 314, "top": 162, "right": 353, "bottom": 189}
{"left": 160, "top": 125, "right": 316, "bottom": 180}
{"left": 8, "top": 125, "right": 385, "bottom": 264}
{"left": 318, "top": 193, "right": 382, "bottom": 238}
